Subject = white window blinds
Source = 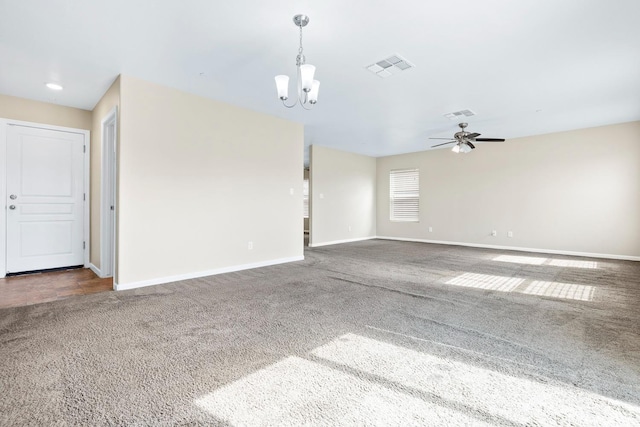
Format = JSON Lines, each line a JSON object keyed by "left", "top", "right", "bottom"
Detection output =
{"left": 390, "top": 169, "right": 419, "bottom": 221}
{"left": 303, "top": 179, "right": 309, "bottom": 218}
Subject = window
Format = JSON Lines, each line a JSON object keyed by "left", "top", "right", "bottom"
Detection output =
{"left": 390, "top": 169, "right": 419, "bottom": 221}
{"left": 303, "top": 179, "right": 309, "bottom": 218}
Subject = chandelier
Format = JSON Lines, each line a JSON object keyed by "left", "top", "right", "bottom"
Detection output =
{"left": 274, "top": 14, "right": 320, "bottom": 110}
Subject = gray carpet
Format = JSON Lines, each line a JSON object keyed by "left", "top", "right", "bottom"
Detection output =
{"left": 1, "top": 239, "right": 639, "bottom": 426}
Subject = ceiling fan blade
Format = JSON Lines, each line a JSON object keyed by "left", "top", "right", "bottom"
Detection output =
{"left": 475, "top": 138, "right": 505, "bottom": 142}
{"left": 429, "top": 137, "right": 455, "bottom": 140}
{"left": 431, "top": 140, "right": 456, "bottom": 148}
{"left": 467, "top": 141, "right": 476, "bottom": 149}
{"left": 467, "top": 133, "right": 481, "bottom": 139}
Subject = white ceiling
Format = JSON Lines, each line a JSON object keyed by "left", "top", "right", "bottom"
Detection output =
{"left": 1, "top": 0, "right": 639, "bottom": 163}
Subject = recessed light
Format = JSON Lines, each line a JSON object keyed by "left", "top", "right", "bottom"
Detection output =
{"left": 46, "top": 83, "right": 63, "bottom": 91}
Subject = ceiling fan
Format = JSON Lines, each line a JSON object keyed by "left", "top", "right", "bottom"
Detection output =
{"left": 430, "top": 122, "right": 505, "bottom": 153}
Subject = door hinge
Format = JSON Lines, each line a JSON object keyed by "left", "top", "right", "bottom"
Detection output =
{"left": 83, "top": 241, "right": 86, "bottom": 250}
{"left": 83, "top": 145, "right": 86, "bottom": 153}
{"left": 83, "top": 193, "right": 86, "bottom": 201}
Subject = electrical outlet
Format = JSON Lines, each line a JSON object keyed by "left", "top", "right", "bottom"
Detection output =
{"left": 491, "top": 230, "right": 497, "bottom": 237}
{"left": 319, "top": 193, "right": 324, "bottom": 199}
{"left": 248, "top": 241, "right": 253, "bottom": 250}
{"left": 289, "top": 188, "right": 294, "bottom": 195}
{"left": 348, "top": 225, "right": 352, "bottom": 232}
{"left": 428, "top": 226, "right": 433, "bottom": 233}
{"left": 508, "top": 231, "right": 513, "bottom": 238}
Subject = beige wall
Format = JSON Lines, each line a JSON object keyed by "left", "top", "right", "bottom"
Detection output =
{"left": 377, "top": 121, "right": 640, "bottom": 258}
{"left": 117, "top": 75, "right": 303, "bottom": 286}
{"left": 0, "top": 93, "right": 91, "bottom": 130}
{"left": 310, "top": 145, "right": 376, "bottom": 247}
{"left": 90, "top": 77, "right": 121, "bottom": 269}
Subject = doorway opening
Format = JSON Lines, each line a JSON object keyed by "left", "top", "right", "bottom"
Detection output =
{"left": 100, "top": 107, "right": 117, "bottom": 278}
{"left": 304, "top": 167, "right": 310, "bottom": 247}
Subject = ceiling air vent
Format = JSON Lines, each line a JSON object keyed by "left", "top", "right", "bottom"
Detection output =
{"left": 444, "top": 109, "right": 476, "bottom": 120}
{"left": 366, "top": 54, "right": 414, "bottom": 78}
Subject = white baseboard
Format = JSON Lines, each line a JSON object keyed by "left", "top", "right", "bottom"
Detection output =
{"left": 89, "top": 263, "right": 103, "bottom": 277}
{"left": 309, "top": 236, "right": 376, "bottom": 248}
{"left": 114, "top": 255, "right": 305, "bottom": 291}
{"left": 375, "top": 236, "right": 640, "bottom": 261}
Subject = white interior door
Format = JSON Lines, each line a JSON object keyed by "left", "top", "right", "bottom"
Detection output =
{"left": 6, "top": 125, "right": 85, "bottom": 273}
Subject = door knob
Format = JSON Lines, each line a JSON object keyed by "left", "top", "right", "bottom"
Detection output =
{"left": 9, "top": 205, "right": 16, "bottom": 210}
{"left": 9, "top": 194, "right": 16, "bottom": 200}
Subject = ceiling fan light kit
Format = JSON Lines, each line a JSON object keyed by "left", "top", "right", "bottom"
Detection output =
{"left": 274, "top": 14, "right": 320, "bottom": 110}
{"left": 452, "top": 143, "right": 472, "bottom": 154}
{"left": 430, "top": 122, "right": 506, "bottom": 154}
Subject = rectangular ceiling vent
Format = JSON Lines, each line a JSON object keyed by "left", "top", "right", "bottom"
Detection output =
{"left": 444, "top": 109, "right": 476, "bottom": 120}
{"left": 366, "top": 54, "right": 414, "bottom": 78}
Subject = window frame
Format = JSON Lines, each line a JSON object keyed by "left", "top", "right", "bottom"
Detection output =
{"left": 389, "top": 168, "right": 420, "bottom": 222}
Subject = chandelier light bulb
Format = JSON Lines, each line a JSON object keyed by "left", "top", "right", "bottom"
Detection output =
{"left": 299, "top": 64, "right": 316, "bottom": 92}
{"left": 308, "top": 80, "right": 320, "bottom": 104}
{"left": 274, "top": 75, "right": 290, "bottom": 100}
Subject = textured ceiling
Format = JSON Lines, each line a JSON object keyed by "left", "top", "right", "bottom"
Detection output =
{"left": 1, "top": 0, "right": 639, "bottom": 162}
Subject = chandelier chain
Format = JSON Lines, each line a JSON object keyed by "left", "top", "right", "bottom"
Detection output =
{"left": 296, "top": 25, "right": 306, "bottom": 65}
{"left": 299, "top": 25, "right": 303, "bottom": 55}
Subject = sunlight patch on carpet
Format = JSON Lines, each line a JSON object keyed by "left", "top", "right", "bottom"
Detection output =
{"left": 445, "top": 273, "right": 597, "bottom": 301}
{"left": 492, "top": 255, "right": 599, "bottom": 269}
{"left": 522, "top": 281, "right": 595, "bottom": 301}
{"left": 445, "top": 273, "right": 524, "bottom": 292}
{"left": 493, "top": 255, "right": 547, "bottom": 265}
{"left": 311, "top": 334, "right": 640, "bottom": 426}
{"left": 195, "top": 355, "right": 489, "bottom": 426}
{"left": 195, "top": 334, "right": 640, "bottom": 426}
{"left": 548, "top": 259, "right": 598, "bottom": 269}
